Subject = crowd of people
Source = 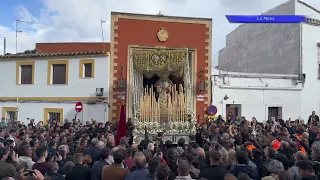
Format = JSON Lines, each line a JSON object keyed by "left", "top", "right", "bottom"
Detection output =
{"left": 0, "top": 111, "right": 320, "bottom": 180}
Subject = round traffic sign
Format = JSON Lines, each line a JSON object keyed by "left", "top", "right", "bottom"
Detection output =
{"left": 207, "top": 105, "right": 217, "bottom": 116}
{"left": 75, "top": 102, "right": 83, "bottom": 112}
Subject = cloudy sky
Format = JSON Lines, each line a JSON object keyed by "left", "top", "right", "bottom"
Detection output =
{"left": 0, "top": 0, "right": 319, "bottom": 65}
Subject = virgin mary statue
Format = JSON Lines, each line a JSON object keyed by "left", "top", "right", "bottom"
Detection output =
{"left": 155, "top": 77, "right": 173, "bottom": 125}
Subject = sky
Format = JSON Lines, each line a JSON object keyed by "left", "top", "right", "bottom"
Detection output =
{"left": 0, "top": 0, "right": 319, "bottom": 65}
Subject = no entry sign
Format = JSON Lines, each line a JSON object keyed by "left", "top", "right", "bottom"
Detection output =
{"left": 207, "top": 105, "right": 218, "bottom": 116}
{"left": 75, "top": 102, "right": 83, "bottom": 112}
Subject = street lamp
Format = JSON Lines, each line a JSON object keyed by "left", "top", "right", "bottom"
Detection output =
{"left": 16, "top": 20, "right": 32, "bottom": 53}
{"left": 210, "top": 75, "right": 219, "bottom": 104}
{"left": 220, "top": 94, "right": 229, "bottom": 118}
{"left": 100, "top": 20, "right": 106, "bottom": 52}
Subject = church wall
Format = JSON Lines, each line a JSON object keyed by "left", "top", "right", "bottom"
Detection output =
{"left": 109, "top": 12, "right": 212, "bottom": 123}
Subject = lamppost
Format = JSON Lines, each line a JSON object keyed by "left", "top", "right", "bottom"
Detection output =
{"left": 16, "top": 20, "right": 32, "bottom": 53}
{"left": 100, "top": 20, "right": 106, "bottom": 52}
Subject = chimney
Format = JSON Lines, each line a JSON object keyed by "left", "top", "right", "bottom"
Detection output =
{"left": 3, "top": 37, "right": 6, "bottom": 55}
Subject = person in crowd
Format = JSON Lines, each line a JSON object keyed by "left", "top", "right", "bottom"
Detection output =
{"left": 32, "top": 145, "right": 51, "bottom": 175}
{"left": 17, "top": 145, "right": 35, "bottom": 169}
{"left": 185, "top": 153, "right": 200, "bottom": 179}
{"left": 288, "top": 151, "right": 308, "bottom": 180}
{"left": 308, "top": 111, "right": 319, "bottom": 125}
{"left": 173, "top": 138, "right": 185, "bottom": 158}
{"left": 145, "top": 156, "right": 161, "bottom": 179}
{"left": 156, "top": 163, "right": 170, "bottom": 180}
{"left": 262, "top": 147, "right": 276, "bottom": 177}
{"left": 125, "top": 151, "right": 148, "bottom": 180}
{"left": 231, "top": 150, "right": 258, "bottom": 179}
{"left": 197, "top": 147, "right": 208, "bottom": 170}
{"left": 84, "top": 138, "right": 102, "bottom": 164}
{"left": 65, "top": 153, "right": 92, "bottom": 180}
{"left": 262, "top": 160, "right": 284, "bottom": 180}
{"left": 44, "top": 161, "right": 65, "bottom": 180}
{"left": 174, "top": 160, "right": 193, "bottom": 180}
{"left": 102, "top": 149, "right": 129, "bottom": 180}
{"left": 295, "top": 160, "right": 318, "bottom": 180}
{"left": 189, "top": 135, "right": 200, "bottom": 149}
{"left": 91, "top": 147, "right": 110, "bottom": 180}
{"left": 124, "top": 147, "right": 135, "bottom": 171}
{"left": 198, "top": 150, "right": 228, "bottom": 180}
{"left": 64, "top": 161, "right": 75, "bottom": 174}
{"left": 2, "top": 112, "right": 320, "bottom": 180}
{"left": 57, "top": 145, "right": 70, "bottom": 175}
{"left": 224, "top": 173, "right": 237, "bottom": 180}
{"left": 0, "top": 147, "right": 16, "bottom": 179}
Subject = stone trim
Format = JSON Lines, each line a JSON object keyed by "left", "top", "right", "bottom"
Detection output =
{"left": 204, "top": 22, "right": 212, "bottom": 115}
{"left": 109, "top": 15, "right": 119, "bottom": 121}
{"left": 111, "top": 12, "right": 212, "bottom": 23}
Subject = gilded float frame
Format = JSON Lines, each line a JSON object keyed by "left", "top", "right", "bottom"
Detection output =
{"left": 126, "top": 45, "right": 198, "bottom": 120}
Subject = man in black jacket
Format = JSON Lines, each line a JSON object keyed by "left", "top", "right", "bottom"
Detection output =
{"left": 308, "top": 111, "right": 320, "bottom": 125}
{"left": 84, "top": 138, "right": 102, "bottom": 164}
{"left": 198, "top": 150, "right": 228, "bottom": 180}
{"left": 91, "top": 147, "right": 110, "bottom": 180}
{"left": 65, "top": 153, "right": 92, "bottom": 180}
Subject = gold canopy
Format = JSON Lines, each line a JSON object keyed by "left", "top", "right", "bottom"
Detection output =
{"left": 132, "top": 48, "right": 188, "bottom": 78}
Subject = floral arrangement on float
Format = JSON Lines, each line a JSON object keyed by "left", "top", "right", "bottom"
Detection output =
{"left": 133, "top": 111, "right": 197, "bottom": 134}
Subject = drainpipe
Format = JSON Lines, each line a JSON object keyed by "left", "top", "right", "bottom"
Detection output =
{"left": 299, "top": 23, "right": 303, "bottom": 74}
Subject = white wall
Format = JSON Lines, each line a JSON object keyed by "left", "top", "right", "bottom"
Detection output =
{"left": 211, "top": 2, "right": 320, "bottom": 122}
{"left": 300, "top": 23, "right": 320, "bottom": 118}
{"left": 296, "top": 2, "right": 320, "bottom": 119}
{"left": 0, "top": 55, "right": 110, "bottom": 123}
{"left": 0, "top": 102, "right": 108, "bottom": 124}
{"left": 212, "top": 70, "right": 303, "bottom": 121}
{"left": 0, "top": 56, "right": 110, "bottom": 97}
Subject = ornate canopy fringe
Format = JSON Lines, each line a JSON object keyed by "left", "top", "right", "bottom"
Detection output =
{"left": 132, "top": 47, "right": 188, "bottom": 78}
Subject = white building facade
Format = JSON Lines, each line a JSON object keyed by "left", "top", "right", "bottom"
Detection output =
{"left": 213, "top": 0, "right": 320, "bottom": 122}
{"left": 212, "top": 70, "right": 303, "bottom": 121}
{"left": 0, "top": 52, "right": 110, "bottom": 124}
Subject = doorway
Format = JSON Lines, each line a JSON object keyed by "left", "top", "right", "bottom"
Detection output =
{"left": 268, "top": 107, "right": 282, "bottom": 119}
{"left": 226, "top": 104, "right": 242, "bottom": 119}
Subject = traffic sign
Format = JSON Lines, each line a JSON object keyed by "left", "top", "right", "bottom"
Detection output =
{"left": 207, "top": 105, "right": 218, "bottom": 116}
{"left": 75, "top": 102, "right": 83, "bottom": 112}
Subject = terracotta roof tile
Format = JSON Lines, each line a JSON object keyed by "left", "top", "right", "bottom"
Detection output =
{"left": 0, "top": 51, "right": 108, "bottom": 59}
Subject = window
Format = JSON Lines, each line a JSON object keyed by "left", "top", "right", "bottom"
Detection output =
{"left": 2, "top": 107, "right": 17, "bottom": 120}
{"left": 47, "top": 60, "right": 69, "bottom": 85}
{"left": 44, "top": 108, "right": 64, "bottom": 125}
{"left": 84, "top": 63, "right": 93, "bottom": 77}
{"left": 268, "top": 107, "right": 282, "bottom": 119}
{"left": 49, "top": 112, "right": 61, "bottom": 121}
{"left": 16, "top": 61, "right": 35, "bottom": 85}
{"left": 7, "top": 112, "right": 16, "bottom": 120}
{"left": 79, "top": 59, "right": 95, "bottom": 78}
{"left": 52, "top": 64, "right": 67, "bottom": 84}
